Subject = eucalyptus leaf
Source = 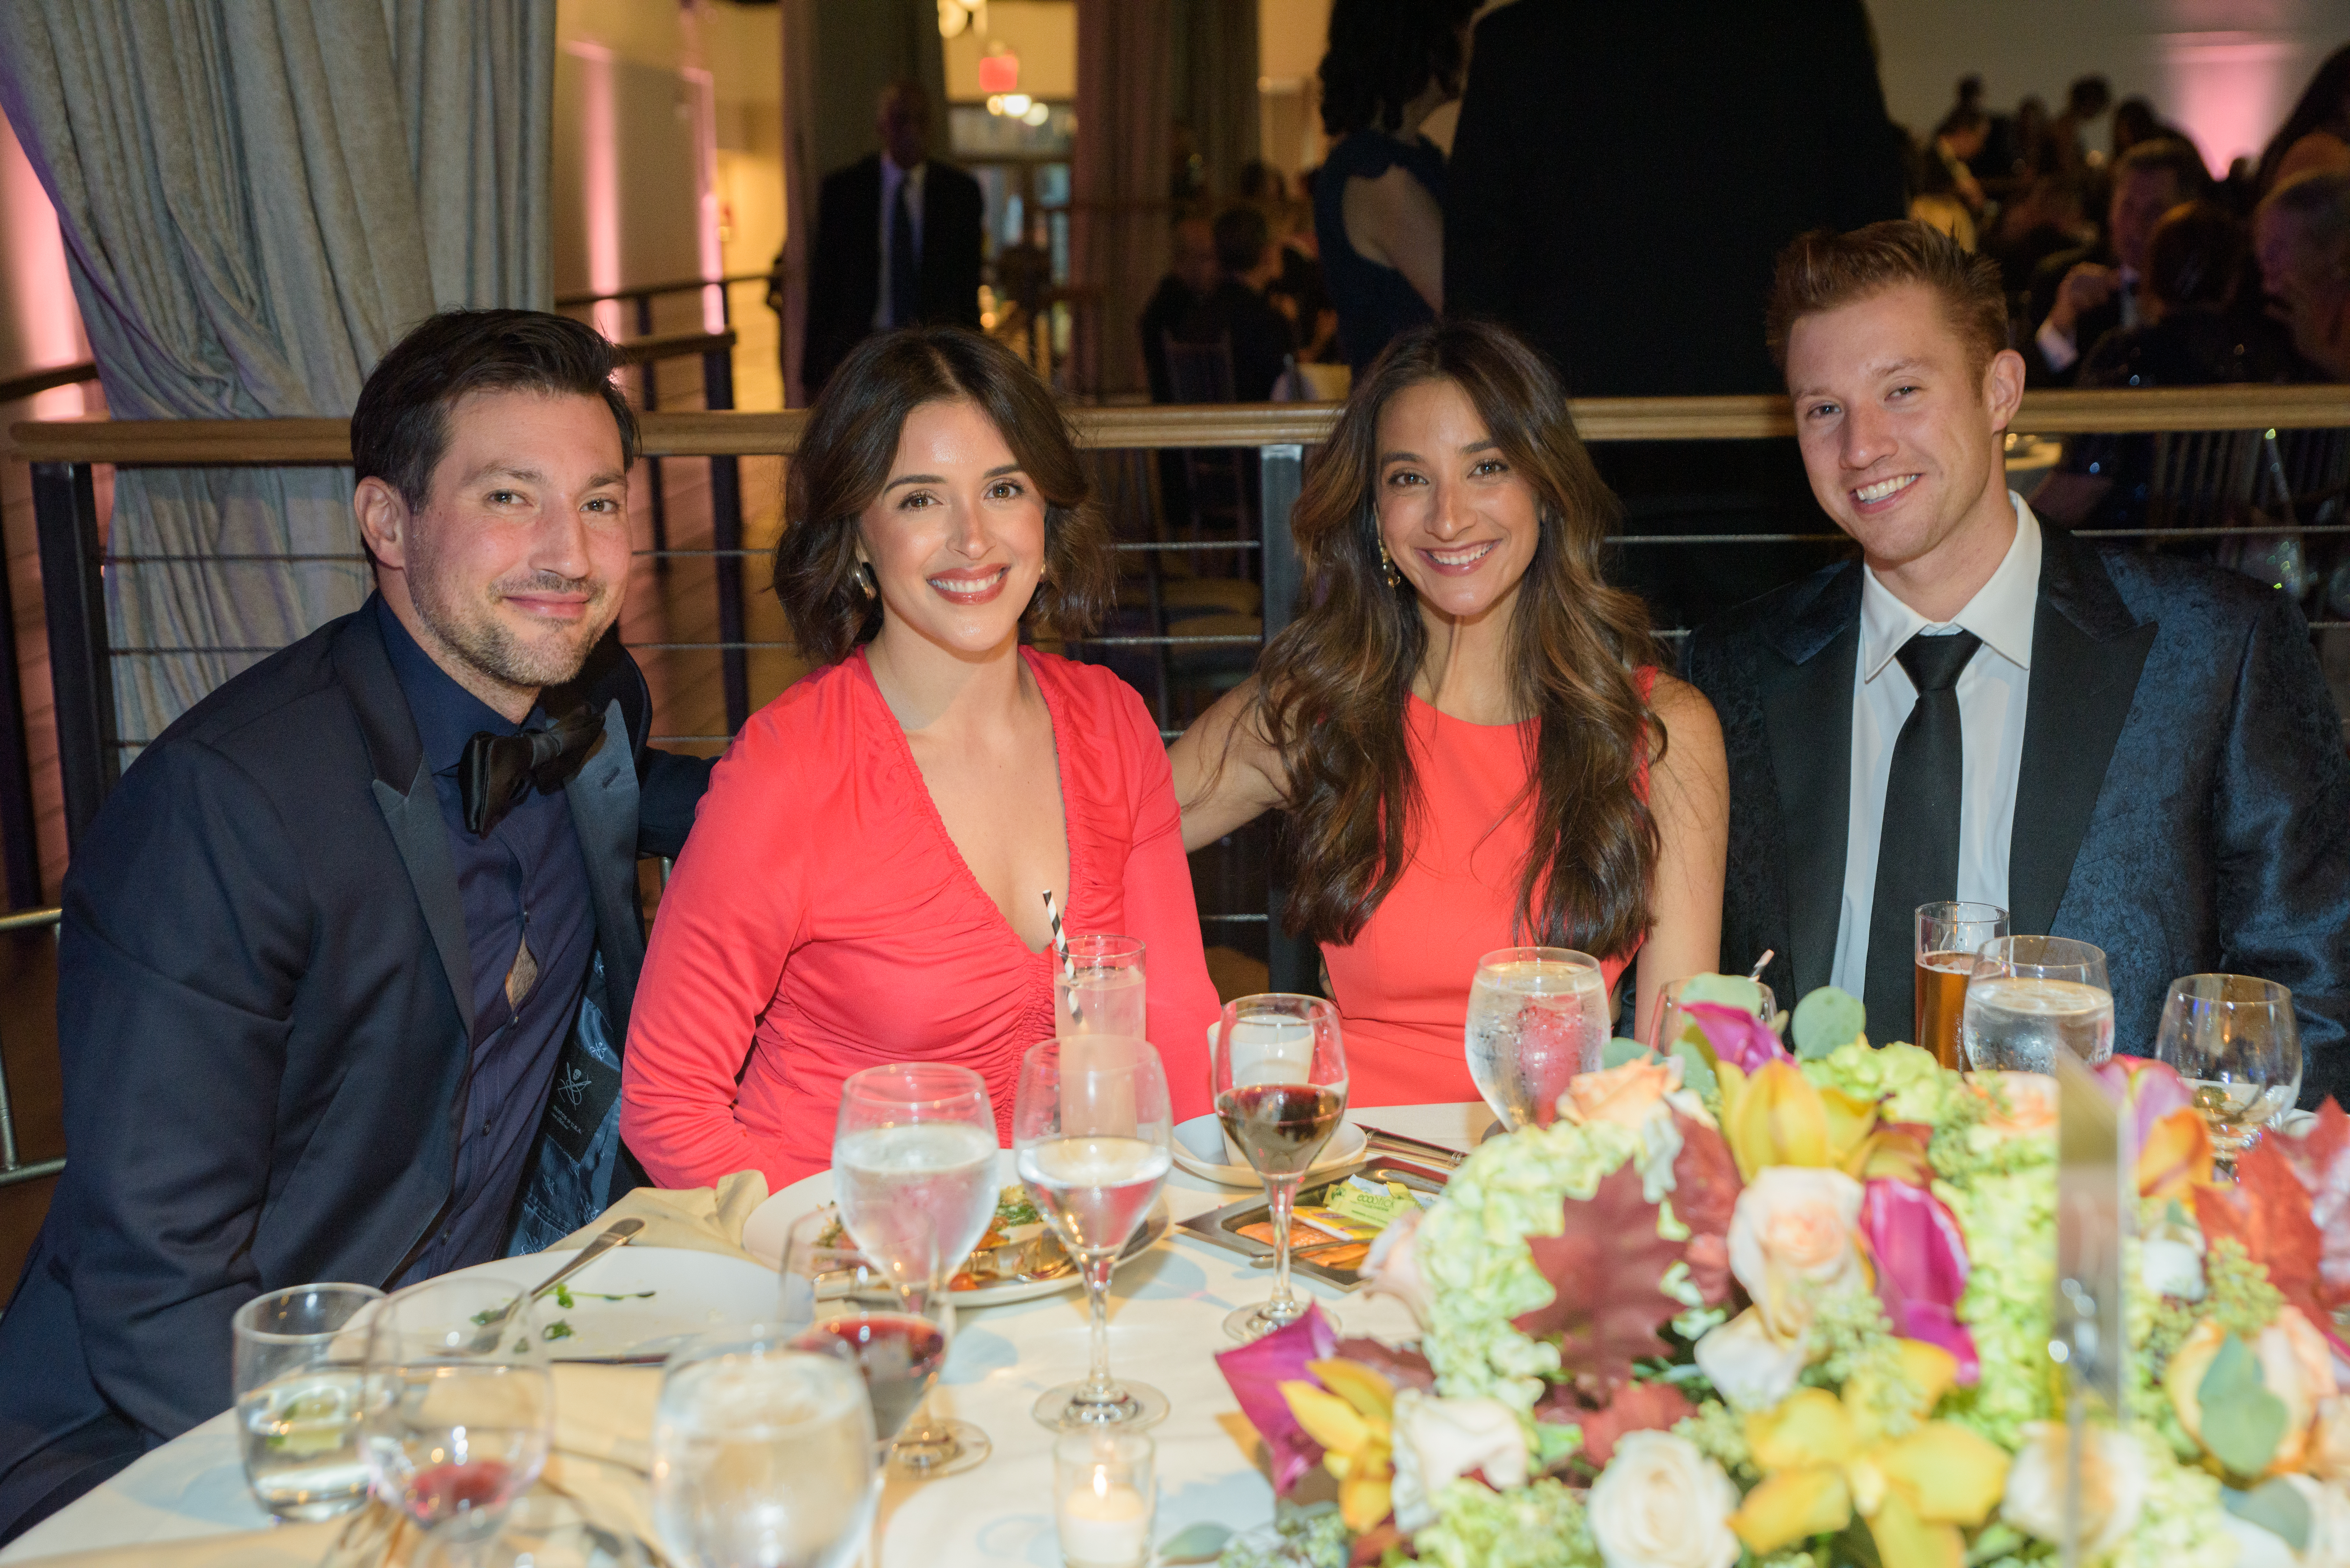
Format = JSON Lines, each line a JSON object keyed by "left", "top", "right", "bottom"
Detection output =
{"left": 2200, "top": 1331, "right": 2291, "bottom": 1478}
{"left": 1670, "top": 1040, "right": 1717, "bottom": 1098}
{"left": 2226, "top": 1479, "right": 2314, "bottom": 1552}
{"left": 1157, "top": 1521, "right": 1235, "bottom": 1563}
{"left": 1793, "top": 986, "right": 1868, "bottom": 1059}
{"left": 1679, "top": 973, "right": 1765, "bottom": 1014}
{"left": 1602, "top": 1036, "right": 1650, "bottom": 1069}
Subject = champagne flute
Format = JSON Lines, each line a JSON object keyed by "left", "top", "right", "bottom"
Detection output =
{"left": 1213, "top": 994, "right": 1347, "bottom": 1342}
{"left": 777, "top": 1209, "right": 950, "bottom": 1450}
{"left": 1014, "top": 1035, "right": 1174, "bottom": 1430}
{"left": 650, "top": 1328, "right": 877, "bottom": 1568}
{"left": 1961, "top": 936, "right": 2115, "bottom": 1071}
{"left": 831, "top": 1062, "right": 998, "bottom": 1477}
{"left": 1465, "top": 947, "right": 1608, "bottom": 1131}
{"left": 1055, "top": 935, "right": 1147, "bottom": 1041}
{"left": 2154, "top": 974, "right": 2302, "bottom": 1173}
{"left": 360, "top": 1277, "right": 554, "bottom": 1567}
{"left": 1915, "top": 901, "right": 2007, "bottom": 1069}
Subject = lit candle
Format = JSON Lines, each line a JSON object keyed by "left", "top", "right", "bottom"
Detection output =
{"left": 1056, "top": 1466, "right": 1151, "bottom": 1566}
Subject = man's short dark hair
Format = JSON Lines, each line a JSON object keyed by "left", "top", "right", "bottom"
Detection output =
{"left": 351, "top": 309, "right": 638, "bottom": 514}
{"left": 2117, "top": 136, "right": 2210, "bottom": 198}
{"left": 1212, "top": 204, "right": 1272, "bottom": 276}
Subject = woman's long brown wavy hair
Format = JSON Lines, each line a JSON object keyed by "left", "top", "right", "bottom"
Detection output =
{"left": 1254, "top": 319, "right": 1665, "bottom": 954}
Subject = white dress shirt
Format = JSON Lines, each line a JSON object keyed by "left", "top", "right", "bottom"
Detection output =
{"left": 1828, "top": 493, "right": 2043, "bottom": 997}
{"left": 874, "top": 156, "right": 926, "bottom": 330}
{"left": 2033, "top": 265, "right": 2139, "bottom": 374}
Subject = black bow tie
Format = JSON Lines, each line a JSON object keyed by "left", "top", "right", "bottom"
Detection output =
{"left": 458, "top": 705, "right": 603, "bottom": 837}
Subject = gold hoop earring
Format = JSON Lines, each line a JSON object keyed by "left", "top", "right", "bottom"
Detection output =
{"left": 852, "top": 561, "right": 877, "bottom": 601}
{"left": 1377, "top": 540, "right": 1403, "bottom": 590}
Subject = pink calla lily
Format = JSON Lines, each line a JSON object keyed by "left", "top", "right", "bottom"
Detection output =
{"left": 1860, "top": 1179, "right": 1978, "bottom": 1385}
{"left": 1683, "top": 1001, "right": 1793, "bottom": 1074}
{"left": 2094, "top": 1055, "right": 2195, "bottom": 1151}
{"left": 1214, "top": 1302, "right": 1340, "bottom": 1493}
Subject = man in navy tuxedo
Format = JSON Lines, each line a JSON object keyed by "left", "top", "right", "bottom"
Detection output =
{"left": 1685, "top": 222, "right": 2350, "bottom": 1088}
{"left": 0, "top": 311, "right": 711, "bottom": 1542}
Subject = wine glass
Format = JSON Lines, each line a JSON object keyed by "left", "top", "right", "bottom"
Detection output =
{"left": 1961, "top": 936, "right": 2115, "bottom": 1071}
{"left": 1055, "top": 934, "right": 1146, "bottom": 1040}
{"left": 1213, "top": 994, "right": 1347, "bottom": 1342}
{"left": 1013, "top": 1035, "right": 1174, "bottom": 1429}
{"left": 1465, "top": 947, "right": 1608, "bottom": 1130}
{"left": 831, "top": 1062, "right": 999, "bottom": 1476}
{"left": 650, "top": 1327, "right": 877, "bottom": 1568}
{"left": 1644, "top": 975, "right": 1778, "bottom": 1056}
{"left": 1914, "top": 902, "right": 2008, "bottom": 1069}
{"left": 2155, "top": 974, "right": 2303, "bottom": 1173}
{"left": 360, "top": 1277, "right": 554, "bottom": 1566}
{"left": 777, "top": 1209, "right": 952, "bottom": 1452}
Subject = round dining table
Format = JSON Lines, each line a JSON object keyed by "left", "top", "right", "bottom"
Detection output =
{"left": 0, "top": 1102, "right": 1498, "bottom": 1567}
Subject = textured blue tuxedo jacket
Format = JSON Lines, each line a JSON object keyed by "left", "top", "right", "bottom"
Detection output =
{"left": 1684, "top": 526, "right": 2350, "bottom": 1098}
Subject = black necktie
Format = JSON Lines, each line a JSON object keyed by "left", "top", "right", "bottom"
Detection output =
{"left": 458, "top": 705, "right": 603, "bottom": 838}
{"left": 1863, "top": 630, "right": 1983, "bottom": 1043}
{"left": 889, "top": 176, "right": 920, "bottom": 328}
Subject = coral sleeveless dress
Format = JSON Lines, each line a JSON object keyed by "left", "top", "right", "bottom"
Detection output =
{"left": 1319, "top": 675, "right": 1653, "bottom": 1107}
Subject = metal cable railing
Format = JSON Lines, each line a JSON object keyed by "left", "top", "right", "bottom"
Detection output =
{"left": 0, "top": 905, "right": 63, "bottom": 1190}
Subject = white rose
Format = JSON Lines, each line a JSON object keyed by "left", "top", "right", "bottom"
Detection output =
{"left": 1387, "top": 1389, "right": 1529, "bottom": 1534}
{"left": 1361, "top": 1206, "right": 1433, "bottom": 1328}
{"left": 1692, "top": 1307, "right": 1809, "bottom": 1409}
{"left": 2275, "top": 1475, "right": 2350, "bottom": 1568}
{"left": 1725, "top": 1166, "right": 1867, "bottom": 1342}
{"left": 1998, "top": 1421, "right": 2146, "bottom": 1560}
{"left": 1587, "top": 1430, "right": 1742, "bottom": 1568}
{"left": 2141, "top": 1235, "right": 2206, "bottom": 1301}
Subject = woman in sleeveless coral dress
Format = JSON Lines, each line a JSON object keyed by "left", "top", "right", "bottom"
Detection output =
{"left": 621, "top": 329, "right": 1221, "bottom": 1189}
{"left": 1170, "top": 320, "right": 1728, "bottom": 1107}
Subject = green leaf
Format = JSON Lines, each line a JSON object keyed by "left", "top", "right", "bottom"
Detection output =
{"left": 2226, "top": 1479, "right": 2314, "bottom": 1551}
{"left": 1156, "top": 1522, "right": 1232, "bottom": 1563}
{"left": 1669, "top": 1040, "right": 1717, "bottom": 1098}
{"left": 1533, "top": 1420, "right": 1584, "bottom": 1467}
{"left": 1602, "top": 1036, "right": 1649, "bottom": 1069}
{"left": 1793, "top": 987, "right": 1868, "bottom": 1059}
{"left": 2200, "top": 1331, "right": 2291, "bottom": 1477}
{"left": 1679, "top": 974, "right": 1766, "bottom": 1014}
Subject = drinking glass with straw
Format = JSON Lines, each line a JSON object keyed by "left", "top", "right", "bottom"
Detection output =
{"left": 1043, "top": 893, "right": 1147, "bottom": 1042}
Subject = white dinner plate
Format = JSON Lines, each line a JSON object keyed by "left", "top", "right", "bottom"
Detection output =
{"left": 437, "top": 1245, "right": 780, "bottom": 1360}
{"left": 1167, "top": 1113, "right": 1368, "bottom": 1187}
{"left": 740, "top": 1147, "right": 1171, "bottom": 1308}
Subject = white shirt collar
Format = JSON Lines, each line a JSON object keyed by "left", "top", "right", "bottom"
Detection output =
{"left": 1860, "top": 491, "right": 2042, "bottom": 682}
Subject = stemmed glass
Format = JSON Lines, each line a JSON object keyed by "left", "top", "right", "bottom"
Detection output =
{"left": 1213, "top": 994, "right": 1348, "bottom": 1342}
{"left": 778, "top": 1209, "right": 952, "bottom": 1453}
{"left": 360, "top": 1277, "right": 555, "bottom": 1566}
{"left": 649, "top": 1327, "right": 876, "bottom": 1568}
{"left": 1465, "top": 947, "right": 1609, "bottom": 1131}
{"left": 2155, "top": 974, "right": 2303, "bottom": 1174}
{"left": 831, "top": 1062, "right": 999, "bottom": 1476}
{"left": 1961, "top": 936, "right": 2115, "bottom": 1071}
{"left": 1055, "top": 934, "right": 1146, "bottom": 1040}
{"left": 1013, "top": 1035, "right": 1175, "bottom": 1429}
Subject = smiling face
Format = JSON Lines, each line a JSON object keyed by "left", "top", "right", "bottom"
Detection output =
{"left": 1786, "top": 282, "right": 2024, "bottom": 595}
{"left": 356, "top": 388, "right": 631, "bottom": 717}
{"left": 857, "top": 397, "right": 1047, "bottom": 660}
{"left": 1373, "top": 378, "right": 1543, "bottom": 626}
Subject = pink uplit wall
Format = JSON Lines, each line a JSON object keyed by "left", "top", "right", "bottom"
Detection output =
{"left": 0, "top": 110, "right": 91, "bottom": 398}
{"left": 681, "top": 66, "right": 726, "bottom": 335}
{"left": 2161, "top": 34, "right": 2305, "bottom": 176}
{"left": 564, "top": 41, "right": 627, "bottom": 341}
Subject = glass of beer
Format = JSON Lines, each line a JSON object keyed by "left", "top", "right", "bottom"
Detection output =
{"left": 1914, "top": 902, "right": 2007, "bottom": 1069}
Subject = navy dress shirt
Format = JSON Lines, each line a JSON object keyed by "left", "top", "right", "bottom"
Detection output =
{"left": 376, "top": 601, "right": 594, "bottom": 1284}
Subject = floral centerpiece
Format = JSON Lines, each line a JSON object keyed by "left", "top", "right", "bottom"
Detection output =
{"left": 1207, "top": 984, "right": 2350, "bottom": 1568}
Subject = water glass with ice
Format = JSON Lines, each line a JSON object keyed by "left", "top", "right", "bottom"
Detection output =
{"left": 1054, "top": 934, "right": 1147, "bottom": 1041}
{"left": 233, "top": 1282, "right": 383, "bottom": 1521}
{"left": 1961, "top": 936, "right": 2115, "bottom": 1072}
{"left": 1465, "top": 946, "right": 1609, "bottom": 1131}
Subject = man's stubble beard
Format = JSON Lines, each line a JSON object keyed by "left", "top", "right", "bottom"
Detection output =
{"left": 407, "top": 544, "right": 614, "bottom": 694}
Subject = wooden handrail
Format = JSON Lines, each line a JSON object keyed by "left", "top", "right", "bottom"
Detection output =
{"left": 0, "top": 361, "right": 99, "bottom": 406}
{"left": 610, "top": 328, "right": 736, "bottom": 367}
{"left": 554, "top": 271, "right": 772, "bottom": 309}
{"left": 13, "top": 383, "right": 2350, "bottom": 465}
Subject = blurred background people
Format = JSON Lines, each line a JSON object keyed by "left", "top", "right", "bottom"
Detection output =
{"left": 2257, "top": 169, "right": 2350, "bottom": 379}
{"left": 2048, "top": 75, "right": 2114, "bottom": 174}
{"left": 2025, "top": 137, "right": 2210, "bottom": 383}
{"left": 2257, "top": 45, "right": 2350, "bottom": 199}
{"left": 1175, "top": 205, "right": 1297, "bottom": 403}
{"left": 1141, "top": 217, "right": 1220, "bottom": 404}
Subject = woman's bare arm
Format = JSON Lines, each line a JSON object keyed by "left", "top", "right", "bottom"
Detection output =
{"left": 1632, "top": 672, "right": 1729, "bottom": 1045}
{"left": 1167, "top": 678, "right": 1290, "bottom": 852}
{"left": 1342, "top": 165, "right": 1444, "bottom": 313}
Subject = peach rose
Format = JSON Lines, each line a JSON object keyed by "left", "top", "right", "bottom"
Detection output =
{"left": 1566, "top": 1057, "right": 1682, "bottom": 1131}
{"left": 2168, "top": 1310, "right": 2339, "bottom": 1474}
{"left": 2000, "top": 1421, "right": 2147, "bottom": 1559}
{"left": 1361, "top": 1206, "right": 1433, "bottom": 1328}
{"left": 1726, "top": 1165, "right": 1869, "bottom": 1341}
{"left": 2311, "top": 1397, "right": 2350, "bottom": 1482}
{"left": 1975, "top": 1072, "right": 2058, "bottom": 1136}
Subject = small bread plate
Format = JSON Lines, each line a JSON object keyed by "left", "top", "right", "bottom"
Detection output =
{"left": 741, "top": 1148, "right": 1170, "bottom": 1308}
{"left": 437, "top": 1245, "right": 780, "bottom": 1362}
{"left": 1175, "top": 1157, "right": 1451, "bottom": 1289}
{"left": 1170, "top": 1113, "right": 1369, "bottom": 1187}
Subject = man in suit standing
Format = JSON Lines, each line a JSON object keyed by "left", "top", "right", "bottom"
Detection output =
{"left": 2024, "top": 138, "right": 2208, "bottom": 384}
{"left": 1176, "top": 205, "right": 1297, "bottom": 403}
{"left": 1685, "top": 222, "right": 2350, "bottom": 1091}
{"left": 0, "top": 310, "right": 712, "bottom": 1542}
{"left": 801, "top": 81, "right": 984, "bottom": 395}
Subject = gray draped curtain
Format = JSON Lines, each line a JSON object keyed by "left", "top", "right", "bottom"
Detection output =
{"left": 1073, "top": 0, "right": 1175, "bottom": 398}
{"left": 0, "top": 0, "right": 553, "bottom": 745}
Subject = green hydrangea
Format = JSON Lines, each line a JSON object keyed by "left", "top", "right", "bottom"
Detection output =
{"left": 1416, "top": 1117, "right": 1646, "bottom": 1411}
{"left": 1799, "top": 1038, "right": 1963, "bottom": 1125}
{"left": 1410, "top": 1479, "right": 1596, "bottom": 1568}
{"left": 1673, "top": 1400, "right": 1754, "bottom": 1481}
{"left": 2113, "top": 1426, "right": 2237, "bottom": 1568}
{"left": 1935, "top": 1165, "right": 2057, "bottom": 1451}
{"left": 1215, "top": 1505, "right": 1350, "bottom": 1568}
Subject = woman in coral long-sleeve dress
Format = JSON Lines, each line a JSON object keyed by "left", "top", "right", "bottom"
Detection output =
{"left": 621, "top": 328, "right": 1222, "bottom": 1190}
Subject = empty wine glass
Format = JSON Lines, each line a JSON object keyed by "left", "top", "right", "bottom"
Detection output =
{"left": 650, "top": 1328, "right": 876, "bottom": 1568}
{"left": 1644, "top": 974, "right": 1778, "bottom": 1057}
{"left": 1961, "top": 937, "right": 2115, "bottom": 1071}
{"left": 831, "top": 1063, "right": 998, "bottom": 1477}
{"left": 1466, "top": 947, "right": 1609, "bottom": 1130}
{"left": 777, "top": 1209, "right": 951, "bottom": 1453}
{"left": 1213, "top": 994, "right": 1347, "bottom": 1342}
{"left": 1014, "top": 1035, "right": 1174, "bottom": 1429}
{"left": 2155, "top": 974, "right": 2302, "bottom": 1173}
{"left": 1055, "top": 934, "right": 1147, "bottom": 1040}
{"left": 360, "top": 1277, "right": 554, "bottom": 1567}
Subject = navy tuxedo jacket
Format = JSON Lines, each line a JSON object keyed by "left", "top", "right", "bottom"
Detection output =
{"left": 0, "top": 602, "right": 710, "bottom": 1541}
{"left": 1684, "top": 527, "right": 2350, "bottom": 1096}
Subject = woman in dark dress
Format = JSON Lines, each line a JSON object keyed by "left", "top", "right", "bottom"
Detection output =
{"left": 1311, "top": 0, "right": 1476, "bottom": 376}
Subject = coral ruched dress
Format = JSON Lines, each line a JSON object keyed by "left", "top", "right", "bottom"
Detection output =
{"left": 1319, "top": 681, "right": 1651, "bottom": 1108}
{"left": 620, "top": 649, "right": 1223, "bottom": 1190}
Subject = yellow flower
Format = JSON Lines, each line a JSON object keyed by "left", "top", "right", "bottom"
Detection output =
{"left": 1716, "top": 1060, "right": 1880, "bottom": 1181}
{"left": 1729, "top": 1339, "right": 2011, "bottom": 1568}
{"left": 1280, "top": 1359, "right": 1397, "bottom": 1532}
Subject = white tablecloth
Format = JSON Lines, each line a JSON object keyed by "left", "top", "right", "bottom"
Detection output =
{"left": 1, "top": 1103, "right": 1497, "bottom": 1566}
